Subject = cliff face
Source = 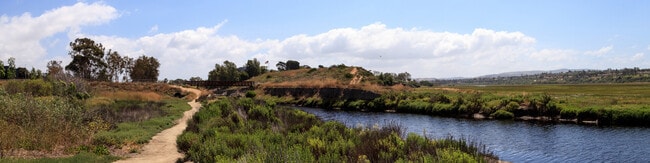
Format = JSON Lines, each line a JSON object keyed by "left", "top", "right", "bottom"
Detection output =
{"left": 263, "top": 87, "right": 380, "bottom": 101}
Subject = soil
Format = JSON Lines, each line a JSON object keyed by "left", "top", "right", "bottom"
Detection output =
{"left": 114, "top": 86, "right": 202, "bottom": 163}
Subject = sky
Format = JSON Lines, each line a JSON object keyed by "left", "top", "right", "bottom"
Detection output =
{"left": 1, "top": 0, "right": 649, "bottom": 79}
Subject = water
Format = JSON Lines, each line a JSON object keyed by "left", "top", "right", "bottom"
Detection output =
{"left": 298, "top": 107, "right": 650, "bottom": 162}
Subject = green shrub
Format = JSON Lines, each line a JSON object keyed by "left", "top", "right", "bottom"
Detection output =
{"left": 245, "top": 91, "right": 256, "bottom": 98}
{"left": 491, "top": 109, "right": 514, "bottom": 119}
{"left": 179, "top": 98, "right": 496, "bottom": 162}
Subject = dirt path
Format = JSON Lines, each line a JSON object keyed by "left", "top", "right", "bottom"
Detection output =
{"left": 115, "top": 86, "right": 202, "bottom": 163}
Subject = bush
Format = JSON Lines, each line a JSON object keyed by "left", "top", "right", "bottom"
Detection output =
{"left": 491, "top": 109, "right": 514, "bottom": 119}
{"left": 245, "top": 91, "right": 256, "bottom": 98}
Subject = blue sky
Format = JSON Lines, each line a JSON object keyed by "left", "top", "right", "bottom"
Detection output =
{"left": 1, "top": 0, "right": 649, "bottom": 79}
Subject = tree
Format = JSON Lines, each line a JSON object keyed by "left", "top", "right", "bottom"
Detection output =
{"left": 276, "top": 61, "right": 286, "bottom": 71}
{"left": 189, "top": 76, "right": 202, "bottom": 81}
{"left": 0, "top": 60, "right": 5, "bottom": 79}
{"left": 244, "top": 58, "right": 262, "bottom": 79}
{"left": 286, "top": 60, "right": 300, "bottom": 70}
{"left": 129, "top": 55, "right": 160, "bottom": 82}
{"left": 378, "top": 72, "right": 396, "bottom": 86}
{"left": 65, "top": 38, "right": 109, "bottom": 81}
{"left": 396, "top": 72, "right": 412, "bottom": 82}
{"left": 29, "top": 67, "right": 37, "bottom": 79}
{"left": 208, "top": 60, "right": 241, "bottom": 81}
{"left": 106, "top": 50, "right": 125, "bottom": 82}
{"left": 122, "top": 56, "right": 134, "bottom": 82}
{"left": 6, "top": 57, "right": 16, "bottom": 79}
{"left": 46, "top": 60, "right": 64, "bottom": 79}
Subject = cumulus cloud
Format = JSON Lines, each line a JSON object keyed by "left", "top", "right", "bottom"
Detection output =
{"left": 0, "top": 2, "right": 117, "bottom": 68}
{"left": 262, "top": 23, "right": 539, "bottom": 77}
{"left": 585, "top": 45, "right": 613, "bottom": 56}
{"left": 85, "top": 20, "right": 278, "bottom": 80}
{"left": 85, "top": 22, "right": 557, "bottom": 79}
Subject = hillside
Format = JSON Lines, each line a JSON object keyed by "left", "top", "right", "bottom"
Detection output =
{"left": 249, "top": 65, "right": 379, "bottom": 88}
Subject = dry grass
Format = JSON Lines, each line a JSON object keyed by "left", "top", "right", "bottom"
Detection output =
{"left": 259, "top": 78, "right": 343, "bottom": 88}
{"left": 89, "top": 82, "right": 181, "bottom": 97}
{"left": 96, "top": 91, "right": 163, "bottom": 102}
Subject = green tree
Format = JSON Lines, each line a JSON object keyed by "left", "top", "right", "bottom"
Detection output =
{"left": 29, "top": 67, "right": 37, "bottom": 79}
{"left": 396, "top": 72, "right": 412, "bottom": 83}
{"left": 286, "top": 60, "right": 300, "bottom": 70}
{"left": 6, "top": 57, "right": 16, "bottom": 79}
{"left": 65, "top": 38, "right": 109, "bottom": 81}
{"left": 276, "top": 61, "right": 286, "bottom": 71}
{"left": 244, "top": 58, "right": 263, "bottom": 80}
{"left": 189, "top": 76, "right": 203, "bottom": 81}
{"left": 129, "top": 55, "right": 160, "bottom": 82}
{"left": 0, "top": 60, "right": 5, "bottom": 79}
{"left": 105, "top": 50, "right": 125, "bottom": 82}
{"left": 208, "top": 60, "right": 241, "bottom": 81}
{"left": 378, "top": 73, "right": 396, "bottom": 86}
{"left": 122, "top": 56, "right": 134, "bottom": 82}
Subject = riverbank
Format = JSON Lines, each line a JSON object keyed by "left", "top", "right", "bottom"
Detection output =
{"left": 258, "top": 84, "right": 650, "bottom": 127}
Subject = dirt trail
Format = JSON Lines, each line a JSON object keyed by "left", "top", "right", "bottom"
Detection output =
{"left": 349, "top": 67, "right": 363, "bottom": 85}
{"left": 115, "top": 86, "right": 202, "bottom": 163}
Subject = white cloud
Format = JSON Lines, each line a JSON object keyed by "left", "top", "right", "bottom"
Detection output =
{"left": 585, "top": 45, "right": 613, "bottom": 56}
{"left": 86, "top": 20, "right": 276, "bottom": 79}
{"left": 632, "top": 53, "right": 644, "bottom": 60}
{"left": 0, "top": 2, "right": 117, "bottom": 68}
{"left": 148, "top": 25, "right": 158, "bottom": 34}
{"left": 87, "top": 22, "right": 558, "bottom": 79}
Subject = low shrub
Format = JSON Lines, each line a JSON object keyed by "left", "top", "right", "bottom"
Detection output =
{"left": 245, "top": 90, "right": 256, "bottom": 98}
{"left": 491, "top": 109, "right": 515, "bottom": 119}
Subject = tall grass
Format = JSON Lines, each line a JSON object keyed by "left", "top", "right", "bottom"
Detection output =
{"left": 0, "top": 79, "right": 193, "bottom": 160}
{"left": 0, "top": 94, "right": 89, "bottom": 154}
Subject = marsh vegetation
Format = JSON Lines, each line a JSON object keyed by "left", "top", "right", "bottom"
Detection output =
{"left": 177, "top": 97, "right": 497, "bottom": 162}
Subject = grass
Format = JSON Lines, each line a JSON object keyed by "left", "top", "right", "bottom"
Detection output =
{"left": 92, "top": 98, "right": 190, "bottom": 148}
{"left": 261, "top": 82, "right": 650, "bottom": 126}
{"left": 177, "top": 97, "right": 497, "bottom": 162}
{"left": 0, "top": 79, "right": 195, "bottom": 161}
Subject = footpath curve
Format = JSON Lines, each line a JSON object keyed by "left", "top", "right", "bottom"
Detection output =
{"left": 115, "top": 86, "right": 202, "bottom": 163}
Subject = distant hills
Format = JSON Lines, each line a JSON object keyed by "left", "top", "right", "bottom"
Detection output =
{"left": 477, "top": 69, "right": 589, "bottom": 78}
{"left": 419, "top": 67, "right": 650, "bottom": 85}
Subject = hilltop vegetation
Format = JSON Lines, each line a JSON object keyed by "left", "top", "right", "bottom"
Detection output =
{"left": 251, "top": 64, "right": 376, "bottom": 87}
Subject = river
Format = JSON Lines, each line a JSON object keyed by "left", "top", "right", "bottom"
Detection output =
{"left": 297, "top": 107, "right": 650, "bottom": 162}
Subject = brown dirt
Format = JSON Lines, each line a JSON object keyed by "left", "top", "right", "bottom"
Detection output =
{"left": 349, "top": 67, "right": 363, "bottom": 85}
{"left": 114, "top": 86, "right": 202, "bottom": 163}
